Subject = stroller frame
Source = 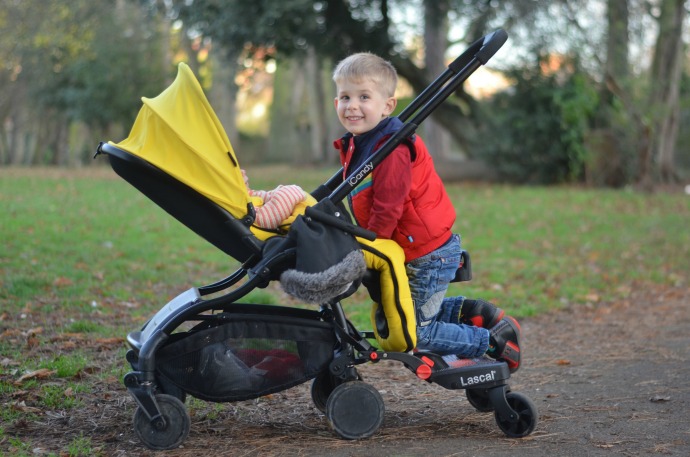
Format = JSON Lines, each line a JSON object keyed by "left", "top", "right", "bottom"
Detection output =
{"left": 96, "top": 29, "right": 537, "bottom": 450}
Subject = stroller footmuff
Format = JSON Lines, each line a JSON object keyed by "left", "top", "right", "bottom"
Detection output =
{"left": 97, "top": 29, "right": 537, "bottom": 451}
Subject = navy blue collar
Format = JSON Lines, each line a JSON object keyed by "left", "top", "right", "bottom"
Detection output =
{"left": 342, "top": 117, "right": 403, "bottom": 171}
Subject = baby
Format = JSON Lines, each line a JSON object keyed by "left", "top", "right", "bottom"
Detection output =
{"left": 242, "top": 169, "right": 307, "bottom": 229}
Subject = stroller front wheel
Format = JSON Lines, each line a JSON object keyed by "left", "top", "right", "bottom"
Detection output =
{"left": 133, "top": 393, "right": 190, "bottom": 450}
{"left": 326, "top": 381, "right": 384, "bottom": 440}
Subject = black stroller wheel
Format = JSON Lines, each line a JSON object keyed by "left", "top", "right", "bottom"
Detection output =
{"left": 326, "top": 381, "right": 384, "bottom": 440}
{"left": 465, "top": 388, "right": 494, "bottom": 412}
{"left": 494, "top": 392, "right": 538, "bottom": 438}
{"left": 311, "top": 372, "right": 341, "bottom": 413}
{"left": 311, "top": 369, "right": 362, "bottom": 413}
{"left": 133, "top": 394, "right": 190, "bottom": 450}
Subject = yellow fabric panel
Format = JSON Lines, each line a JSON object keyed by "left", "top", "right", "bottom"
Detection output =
{"left": 360, "top": 238, "right": 417, "bottom": 352}
{"left": 113, "top": 63, "right": 249, "bottom": 219}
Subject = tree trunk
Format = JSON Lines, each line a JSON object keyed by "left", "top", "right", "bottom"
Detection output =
{"left": 208, "top": 51, "right": 239, "bottom": 148}
{"left": 647, "top": 0, "right": 685, "bottom": 185}
{"left": 304, "top": 47, "right": 330, "bottom": 163}
{"left": 589, "top": 0, "right": 630, "bottom": 187}
{"left": 423, "top": 0, "right": 452, "bottom": 160}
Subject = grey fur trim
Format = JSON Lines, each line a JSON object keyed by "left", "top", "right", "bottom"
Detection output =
{"left": 280, "top": 250, "right": 367, "bottom": 303}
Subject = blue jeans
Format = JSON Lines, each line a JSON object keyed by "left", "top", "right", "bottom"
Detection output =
{"left": 405, "top": 234, "right": 490, "bottom": 357}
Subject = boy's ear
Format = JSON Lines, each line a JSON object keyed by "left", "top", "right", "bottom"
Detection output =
{"left": 384, "top": 97, "right": 397, "bottom": 115}
{"left": 334, "top": 97, "right": 339, "bottom": 110}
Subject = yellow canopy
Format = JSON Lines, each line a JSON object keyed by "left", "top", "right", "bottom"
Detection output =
{"left": 113, "top": 62, "right": 249, "bottom": 219}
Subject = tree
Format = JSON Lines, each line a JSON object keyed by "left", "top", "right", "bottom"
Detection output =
{"left": 423, "top": 0, "right": 453, "bottom": 160}
{"left": 588, "top": 0, "right": 632, "bottom": 187}
{"left": 0, "top": 0, "right": 169, "bottom": 165}
{"left": 645, "top": 0, "right": 685, "bottom": 186}
{"left": 173, "top": 0, "right": 544, "bottom": 163}
{"left": 598, "top": 0, "right": 687, "bottom": 189}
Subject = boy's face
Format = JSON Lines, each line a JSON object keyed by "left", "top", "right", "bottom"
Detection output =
{"left": 334, "top": 78, "right": 397, "bottom": 136}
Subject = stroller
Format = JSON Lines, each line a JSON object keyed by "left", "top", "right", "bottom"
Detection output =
{"left": 95, "top": 29, "right": 537, "bottom": 450}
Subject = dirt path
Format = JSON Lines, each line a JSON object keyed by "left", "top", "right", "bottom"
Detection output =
{"left": 7, "top": 285, "right": 690, "bottom": 456}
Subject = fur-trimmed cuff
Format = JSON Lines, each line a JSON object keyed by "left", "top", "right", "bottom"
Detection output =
{"left": 280, "top": 250, "right": 367, "bottom": 303}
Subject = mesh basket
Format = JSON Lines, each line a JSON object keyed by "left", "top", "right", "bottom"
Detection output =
{"left": 156, "top": 312, "right": 336, "bottom": 402}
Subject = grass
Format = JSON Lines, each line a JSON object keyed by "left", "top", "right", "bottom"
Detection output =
{"left": 2, "top": 166, "right": 689, "bottom": 327}
{"left": 1, "top": 166, "right": 689, "bottom": 454}
{"left": 2, "top": 166, "right": 689, "bottom": 325}
{"left": 446, "top": 184, "right": 690, "bottom": 314}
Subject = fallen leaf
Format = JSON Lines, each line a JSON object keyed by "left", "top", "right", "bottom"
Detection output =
{"left": 26, "top": 327, "right": 43, "bottom": 337}
{"left": 95, "top": 337, "right": 125, "bottom": 347}
{"left": 10, "top": 401, "right": 42, "bottom": 414}
{"left": 585, "top": 293, "right": 600, "bottom": 302}
{"left": 15, "top": 368, "right": 56, "bottom": 384}
{"left": 52, "top": 277, "right": 73, "bottom": 287}
{"left": 0, "top": 329, "right": 22, "bottom": 339}
{"left": 556, "top": 359, "right": 571, "bottom": 365}
{"left": 59, "top": 341, "right": 78, "bottom": 350}
{"left": 26, "top": 335, "right": 39, "bottom": 349}
{"left": 1, "top": 357, "right": 19, "bottom": 367}
{"left": 650, "top": 395, "right": 671, "bottom": 402}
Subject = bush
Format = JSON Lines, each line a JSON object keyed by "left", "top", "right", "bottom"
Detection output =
{"left": 475, "top": 57, "right": 598, "bottom": 184}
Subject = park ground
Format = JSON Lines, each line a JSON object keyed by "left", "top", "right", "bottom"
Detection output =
{"left": 3, "top": 284, "right": 688, "bottom": 456}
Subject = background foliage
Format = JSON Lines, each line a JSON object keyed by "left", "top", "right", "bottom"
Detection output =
{"left": 0, "top": 0, "right": 688, "bottom": 186}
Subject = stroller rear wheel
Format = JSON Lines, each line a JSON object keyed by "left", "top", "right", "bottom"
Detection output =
{"left": 326, "top": 381, "right": 384, "bottom": 440}
{"left": 311, "top": 371, "right": 342, "bottom": 413}
{"left": 133, "top": 393, "right": 190, "bottom": 450}
{"left": 311, "top": 369, "right": 362, "bottom": 413}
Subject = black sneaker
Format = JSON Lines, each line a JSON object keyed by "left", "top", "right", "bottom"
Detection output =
{"left": 487, "top": 316, "right": 521, "bottom": 372}
{"left": 459, "top": 298, "right": 505, "bottom": 329}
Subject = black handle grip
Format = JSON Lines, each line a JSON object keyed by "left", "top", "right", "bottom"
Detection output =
{"left": 448, "top": 28, "right": 508, "bottom": 72}
{"left": 305, "top": 205, "right": 377, "bottom": 241}
{"left": 476, "top": 29, "right": 508, "bottom": 65}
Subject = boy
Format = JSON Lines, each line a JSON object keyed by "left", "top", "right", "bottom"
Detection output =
{"left": 332, "top": 52, "right": 522, "bottom": 371}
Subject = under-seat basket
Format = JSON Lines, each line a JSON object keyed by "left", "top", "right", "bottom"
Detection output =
{"left": 156, "top": 312, "right": 336, "bottom": 402}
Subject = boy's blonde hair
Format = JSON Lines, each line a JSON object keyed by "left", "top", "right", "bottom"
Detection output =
{"left": 333, "top": 52, "right": 398, "bottom": 98}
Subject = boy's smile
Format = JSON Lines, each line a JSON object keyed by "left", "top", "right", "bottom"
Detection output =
{"left": 335, "top": 79, "right": 397, "bottom": 136}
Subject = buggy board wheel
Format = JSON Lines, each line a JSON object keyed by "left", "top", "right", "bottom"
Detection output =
{"left": 311, "top": 372, "right": 341, "bottom": 413}
{"left": 465, "top": 388, "right": 494, "bottom": 412}
{"left": 494, "top": 392, "right": 538, "bottom": 438}
{"left": 132, "top": 394, "right": 190, "bottom": 450}
{"left": 326, "top": 381, "right": 384, "bottom": 440}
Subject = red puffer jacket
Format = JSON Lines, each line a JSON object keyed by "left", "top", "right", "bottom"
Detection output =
{"left": 334, "top": 118, "right": 456, "bottom": 262}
